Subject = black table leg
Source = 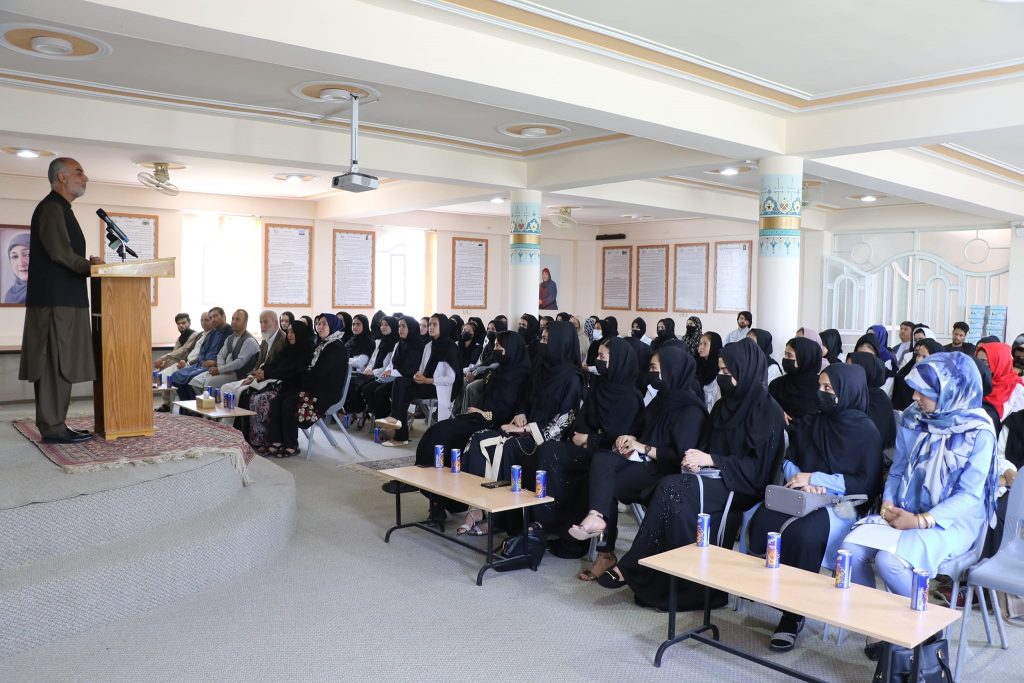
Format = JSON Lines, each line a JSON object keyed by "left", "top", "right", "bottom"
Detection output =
{"left": 523, "top": 508, "right": 536, "bottom": 571}
{"left": 910, "top": 643, "right": 921, "bottom": 682}
{"left": 384, "top": 483, "right": 403, "bottom": 542}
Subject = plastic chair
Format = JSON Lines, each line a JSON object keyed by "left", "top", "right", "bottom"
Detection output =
{"left": 954, "top": 482, "right": 1024, "bottom": 681}
{"left": 410, "top": 398, "right": 438, "bottom": 429}
{"left": 302, "top": 367, "right": 363, "bottom": 460}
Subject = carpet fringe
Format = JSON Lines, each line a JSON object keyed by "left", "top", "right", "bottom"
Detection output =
{"left": 63, "top": 447, "right": 253, "bottom": 486}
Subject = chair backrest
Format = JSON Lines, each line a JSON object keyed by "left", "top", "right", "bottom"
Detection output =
{"left": 323, "top": 366, "right": 352, "bottom": 417}
{"left": 998, "top": 479, "right": 1024, "bottom": 555}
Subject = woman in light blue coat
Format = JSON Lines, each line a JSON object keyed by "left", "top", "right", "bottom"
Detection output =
{"left": 841, "top": 351, "right": 997, "bottom": 599}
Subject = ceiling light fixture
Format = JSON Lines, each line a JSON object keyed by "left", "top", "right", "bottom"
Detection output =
{"left": 15, "top": 148, "right": 40, "bottom": 158}
{"left": 273, "top": 173, "right": 319, "bottom": 184}
{"left": 703, "top": 165, "right": 753, "bottom": 176}
{"left": 490, "top": 197, "right": 505, "bottom": 204}
{"left": 498, "top": 123, "right": 570, "bottom": 139}
{"left": 845, "top": 193, "right": 887, "bottom": 203}
{"left": 318, "top": 88, "right": 353, "bottom": 101}
{"left": 30, "top": 36, "right": 72, "bottom": 55}
{"left": 719, "top": 167, "right": 740, "bottom": 176}
{"left": 520, "top": 127, "right": 548, "bottom": 138}
{"left": 860, "top": 195, "right": 878, "bottom": 202}
{"left": 2, "top": 146, "right": 55, "bottom": 158}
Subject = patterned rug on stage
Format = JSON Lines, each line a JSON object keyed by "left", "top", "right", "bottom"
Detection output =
{"left": 13, "top": 413, "right": 255, "bottom": 482}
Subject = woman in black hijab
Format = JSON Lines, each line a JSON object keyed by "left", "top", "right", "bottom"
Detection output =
{"left": 459, "top": 322, "right": 587, "bottom": 535}
{"left": 365, "top": 316, "right": 423, "bottom": 428}
{"left": 890, "top": 338, "right": 944, "bottom": 410}
{"left": 457, "top": 320, "right": 483, "bottom": 369}
{"left": 377, "top": 313, "right": 462, "bottom": 445}
{"left": 749, "top": 363, "right": 882, "bottom": 651}
{"left": 571, "top": 345, "right": 707, "bottom": 583}
{"left": 529, "top": 337, "right": 644, "bottom": 544}
{"left": 586, "top": 316, "right": 620, "bottom": 367}
{"left": 623, "top": 322, "right": 653, "bottom": 391}
{"left": 518, "top": 313, "right": 541, "bottom": 360}
{"left": 650, "top": 318, "right": 677, "bottom": 352}
{"left": 349, "top": 316, "right": 397, "bottom": 424}
{"left": 748, "top": 328, "right": 782, "bottom": 385}
{"left": 619, "top": 338, "right": 786, "bottom": 608}
{"left": 630, "top": 317, "right": 651, "bottom": 345}
{"left": 846, "top": 351, "right": 897, "bottom": 449}
{"left": 769, "top": 337, "right": 823, "bottom": 421}
{"left": 820, "top": 329, "right": 844, "bottom": 365}
{"left": 696, "top": 331, "right": 723, "bottom": 411}
{"left": 448, "top": 314, "right": 465, "bottom": 342}
{"left": 415, "top": 331, "right": 533, "bottom": 518}
{"left": 345, "top": 314, "right": 376, "bottom": 372}
{"left": 681, "top": 316, "right": 702, "bottom": 358}
{"left": 336, "top": 312, "right": 354, "bottom": 344}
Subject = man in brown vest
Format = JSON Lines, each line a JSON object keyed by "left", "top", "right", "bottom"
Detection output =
{"left": 19, "top": 158, "right": 104, "bottom": 444}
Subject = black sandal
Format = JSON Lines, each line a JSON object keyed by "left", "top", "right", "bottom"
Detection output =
{"left": 596, "top": 566, "right": 626, "bottom": 589}
{"left": 769, "top": 614, "right": 805, "bottom": 652}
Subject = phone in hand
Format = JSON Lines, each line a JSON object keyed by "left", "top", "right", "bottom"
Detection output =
{"left": 481, "top": 480, "right": 511, "bottom": 489}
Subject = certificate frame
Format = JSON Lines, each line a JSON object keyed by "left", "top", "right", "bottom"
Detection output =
{"left": 672, "top": 242, "right": 709, "bottom": 313}
{"left": 713, "top": 240, "right": 752, "bottom": 313}
{"left": 635, "top": 244, "right": 669, "bottom": 312}
{"left": 99, "top": 212, "right": 159, "bottom": 306}
{"left": 263, "top": 223, "right": 312, "bottom": 307}
{"left": 601, "top": 245, "right": 633, "bottom": 311}
{"left": 451, "top": 237, "right": 489, "bottom": 309}
{"left": 332, "top": 228, "right": 376, "bottom": 308}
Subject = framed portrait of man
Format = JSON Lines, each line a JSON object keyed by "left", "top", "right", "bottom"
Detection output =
{"left": 0, "top": 225, "right": 30, "bottom": 306}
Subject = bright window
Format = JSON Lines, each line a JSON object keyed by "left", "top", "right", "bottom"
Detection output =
{"left": 181, "top": 213, "right": 262, "bottom": 329}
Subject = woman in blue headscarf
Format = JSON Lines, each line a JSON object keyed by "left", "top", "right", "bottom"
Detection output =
{"left": 840, "top": 352, "right": 997, "bottom": 601}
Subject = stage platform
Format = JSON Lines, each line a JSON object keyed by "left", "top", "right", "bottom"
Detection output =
{"left": 0, "top": 412, "right": 296, "bottom": 659}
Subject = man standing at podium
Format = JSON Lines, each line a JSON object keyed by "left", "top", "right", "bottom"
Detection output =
{"left": 19, "top": 158, "right": 104, "bottom": 444}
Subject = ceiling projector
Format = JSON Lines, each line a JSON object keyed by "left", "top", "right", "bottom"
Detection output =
{"left": 332, "top": 172, "right": 379, "bottom": 192}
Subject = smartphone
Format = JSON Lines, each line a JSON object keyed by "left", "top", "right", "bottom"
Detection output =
{"left": 481, "top": 480, "right": 511, "bottom": 489}
{"left": 415, "top": 463, "right": 433, "bottom": 468}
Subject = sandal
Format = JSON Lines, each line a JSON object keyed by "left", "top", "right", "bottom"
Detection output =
{"left": 381, "top": 440, "right": 410, "bottom": 447}
{"left": 278, "top": 447, "right": 300, "bottom": 458}
{"left": 596, "top": 566, "right": 626, "bottom": 589}
{"left": 267, "top": 443, "right": 282, "bottom": 456}
{"left": 354, "top": 413, "right": 367, "bottom": 430}
{"left": 456, "top": 509, "right": 489, "bottom": 536}
{"left": 578, "top": 551, "right": 617, "bottom": 582}
{"left": 568, "top": 511, "right": 607, "bottom": 542}
{"left": 769, "top": 614, "right": 805, "bottom": 652}
{"left": 374, "top": 417, "right": 403, "bottom": 431}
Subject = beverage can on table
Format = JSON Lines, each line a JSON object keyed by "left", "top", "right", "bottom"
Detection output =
{"left": 510, "top": 465, "right": 522, "bottom": 493}
{"left": 373, "top": 427, "right": 381, "bottom": 444}
{"left": 911, "top": 569, "right": 930, "bottom": 611}
{"left": 535, "top": 470, "right": 547, "bottom": 498}
{"left": 211, "top": 386, "right": 221, "bottom": 403}
{"left": 765, "top": 532, "right": 781, "bottom": 568}
{"left": 152, "top": 370, "right": 159, "bottom": 384}
{"left": 225, "top": 392, "right": 235, "bottom": 410}
{"left": 450, "top": 449, "right": 461, "bottom": 474}
{"left": 165, "top": 375, "right": 173, "bottom": 388}
{"left": 834, "top": 549, "right": 852, "bottom": 589}
{"left": 696, "top": 513, "right": 711, "bottom": 548}
{"left": 434, "top": 445, "right": 445, "bottom": 468}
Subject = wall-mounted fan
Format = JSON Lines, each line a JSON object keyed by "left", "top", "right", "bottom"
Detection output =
{"left": 549, "top": 207, "right": 578, "bottom": 229}
{"left": 137, "top": 162, "right": 180, "bottom": 196}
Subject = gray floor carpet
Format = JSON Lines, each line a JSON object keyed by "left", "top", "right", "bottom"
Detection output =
{"left": 0, "top": 400, "right": 1021, "bottom": 682}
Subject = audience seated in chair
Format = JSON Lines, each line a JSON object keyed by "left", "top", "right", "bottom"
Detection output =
{"left": 170, "top": 307, "right": 231, "bottom": 400}
{"left": 219, "top": 309, "right": 287, "bottom": 406}
{"left": 347, "top": 315, "right": 399, "bottom": 427}
{"left": 155, "top": 311, "right": 208, "bottom": 412}
{"left": 186, "top": 309, "right": 260, "bottom": 399}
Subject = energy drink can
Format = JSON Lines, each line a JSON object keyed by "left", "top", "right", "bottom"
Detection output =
{"left": 696, "top": 513, "right": 711, "bottom": 548}
{"left": 222, "top": 392, "right": 231, "bottom": 410}
{"left": 911, "top": 569, "right": 930, "bottom": 611}
{"left": 834, "top": 549, "right": 852, "bottom": 589}
{"left": 152, "top": 370, "right": 159, "bottom": 385}
{"left": 450, "top": 449, "right": 461, "bottom": 474}
{"left": 765, "top": 532, "right": 781, "bottom": 569}
{"left": 373, "top": 427, "right": 381, "bottom": 444}
{"left": 211, "top": 386, "right": 221, "bottom": 403}
{"left": 535, "top": 470, "right": 547, "bottom": 497}
{"left": 510, "top": 465, "right": 522, "bottom": 493}
{"left": 165, "top": 375, "right": 173, "bottom": 388}
{"left": 343, "top": 414, "right": 350, "bottom": 428}
{"left": 226, "top": 392, "right": 235, "bottom": 410}
{"left": 434, "top": 445, "right": 445, "bottom": 468}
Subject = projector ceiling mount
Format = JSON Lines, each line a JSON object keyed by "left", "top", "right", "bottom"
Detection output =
{"left": 330, "top": 92, "right": 379, "bottom": 193}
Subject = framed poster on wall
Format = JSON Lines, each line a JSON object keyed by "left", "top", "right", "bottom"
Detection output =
{"left": 332, "top": 229, "right": 375, "bottom": 308}
{"left": 601, "top": 245, "right": 632, "bottom": 310}
{"left": 714, "top": 240, "right": 752, "bottom": 312}
{"left": 673, "top": 242, "right": 709, "bottom": 313}
{"left": 264, "top": 223, "right": 312, "bottom": 307}
{"left": 451, "top": 237, "right": 488, "bottom": 309}
{"left": 0, "top": 225, "right": 30, "bottom": 306}
{"left": 100, "top": 213, "right": 158, "bottom": 305}
{"left": 635, "top": 244, "right": 668, "bottom": 312}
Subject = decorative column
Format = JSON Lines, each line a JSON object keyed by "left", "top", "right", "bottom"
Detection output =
{"left": 757, "top": 156, "right": 803, "bottom": 341}
{"left": 509, "top": 189, "right": 542, "bottom": 319}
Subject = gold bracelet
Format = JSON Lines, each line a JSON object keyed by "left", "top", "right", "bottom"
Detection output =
{"left": 916, "top": 514, "right": 926, "bottom": 529}
{"left": 924, "top": 512, "right": 936, "bottom": 529}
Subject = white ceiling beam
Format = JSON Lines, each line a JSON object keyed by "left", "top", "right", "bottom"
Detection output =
{"left": 807, "top": 150, "right": 1024, "bottom": 222}
{"left": 0, "top": 86, "right": 527, "bottom": 189}
{"left": 552, "top": 180, "right": 757, "bottom": 224}
{"left": 527, "top": 139, "right": 731, "bottom": 192}
{"left": 315, "top": 181, "right": 496, "bottom": 221}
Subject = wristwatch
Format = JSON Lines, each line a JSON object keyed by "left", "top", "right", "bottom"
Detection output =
{"left": 641, "top": 444, "right": 651, "bottom": 461}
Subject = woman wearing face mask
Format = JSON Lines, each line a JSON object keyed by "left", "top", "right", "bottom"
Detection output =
{"left": 749, "top": 363, "right": 882, "bottom": 651}
{"left": 461, "top": 318, "right": 507, "bottom": 413}
{"left": 414, "top": 331, "right": 532, "bottom": 520}
{"left": 681, "top": 316, "right": 702, "bottom": 359}
{"left": 976, "top": 341, "right": 1024, "bottom": 427}
{"left": 586, "top": 317, "right": 619, "bottom": 369}
{"left": 457, "top": 321, "right": 483, "bottom": 368}
{"left": 623, "top": 319, "right": 653, "bottom": 391}
{"left": 630, "top": 317, "right": 652, "bottom": 346}
{"left": 769, "top": 337, "right": 823, "bottom": 423}
{"left": 696, "top": 331, "right": 723, "bottom": 412}
{"left": 840, "top": 352, "right": 996, "bottom": 658}
{"left": 650, "top": 318, "right": 678, "bottom": 352}
{"left": 518, "top": 313, "right": 541, "bottom": 361}
{"left": 530, "top": 338, "right": 643, "bottom": 552}
{"left": 458, "top": 322, "right": 586, "bottom": 536}
{"left": 618, "top": 338, "right": 786, "bottom": 610}
{"left": 746, "top": 328, "right": 782, "bottom": 386}
{"left": 570, "top": 345, "right": 706, "bottom": 586}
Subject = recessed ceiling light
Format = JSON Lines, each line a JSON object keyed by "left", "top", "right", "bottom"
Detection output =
{"left": 703, "top": 165, "right": 753, "bottom": 176}
{"left": 498, "top": 123, "right": 570, "bottom": 139}
{"left": 861, "top": 195, "right": 878, "bottom": 202}
{"left": 489, "top": 197, "right": 505, "bottom": 204}
{"left": 845, "top": 193, "right": 886, "bottom": 202}
{"left": 273, "top": 173, "right": 318, "bottom": 184}
{"left": 719, "top": 167, "right": 740, "bottom": 176}
{"left": 30, "top": 36, "right": 72, "bottom": 55}
{"left": 16, "top": 148, "right": 40, "bottom": 158}
{"left": 291, "top": 81, "right": 381, "bottom": 105}
{"left": 1, "top": 146, "right": 55, "bottom": 158}
{"left": 520, "top": 127, "right": 548, "bottom": 138}
{"left": 318, "top": 88, "right": 353, "bottom": 101}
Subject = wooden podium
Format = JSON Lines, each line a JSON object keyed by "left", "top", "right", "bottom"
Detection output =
{"left": 90, "top": 257, "right": 176, "bottom": 440}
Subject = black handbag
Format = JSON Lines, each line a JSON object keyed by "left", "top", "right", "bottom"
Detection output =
{"left": 872, "top": 637, "right": 953, "bottom": 683}
{"left": 493, "top": 529, "right": 546, "bottom": 572}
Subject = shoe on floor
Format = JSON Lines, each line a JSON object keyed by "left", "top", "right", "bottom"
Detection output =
{"left": 381, "top": 480, "right": 419, "bottom": 495}
{"left": 770, "top": 614, "right": 805, "bottom": 652}
{"left": 42, "top": 428, "right": 92, "bottom": 444}
{"left": 155, "top": 405, "right": 171, "bottom": 413}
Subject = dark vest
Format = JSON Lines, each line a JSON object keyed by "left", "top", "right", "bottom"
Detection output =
{"left": 225, "top": 331, "right": 259, "bottom": 377}
{"left": 26, "top": 191, "right": 88, "bottom": 308}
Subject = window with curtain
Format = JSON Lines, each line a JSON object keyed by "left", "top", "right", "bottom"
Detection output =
{"left": 180, "top": 213, "right": 262, "bottom": 328}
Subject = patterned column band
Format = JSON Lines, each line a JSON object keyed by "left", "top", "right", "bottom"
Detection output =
{"left": 760, "top": 172, "right": 801, "bottom": 258}
{"left": 510, "top": 199, "right": 541, "bottom": 265}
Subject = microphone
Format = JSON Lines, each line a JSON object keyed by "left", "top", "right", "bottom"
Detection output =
{"left": 97, "top": 208, "right": 137, "bottom": 260}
